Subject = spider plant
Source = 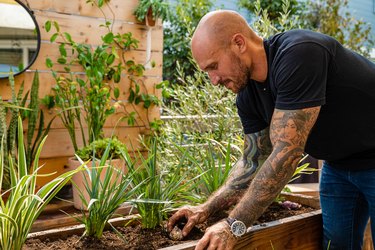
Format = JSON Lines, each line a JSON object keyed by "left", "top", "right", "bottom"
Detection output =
{"left": 73, "top": 139, "right": 141, "bottom": 239}
{"left": 125, "top": 138, "right": 201, "bottom": 229}
{"left": 0, "top": 117, "right": 84, "bottom": 250}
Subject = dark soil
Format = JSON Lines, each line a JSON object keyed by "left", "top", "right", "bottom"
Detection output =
{"left": 23, "top": 202, "right": 315, "bottom": 250}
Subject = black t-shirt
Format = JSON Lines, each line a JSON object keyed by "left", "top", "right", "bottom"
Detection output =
{"left": 236, "top": 29, "right": 375, "bottom": 170}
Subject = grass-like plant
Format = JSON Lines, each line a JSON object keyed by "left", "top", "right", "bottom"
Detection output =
{"left": 73, "top": 139, "right": 141, "bottom": 238}
{"left": 0, "top": 117, "right": 83, "bottom": 250}
{"left": 125, "top": 138, "right": 200, "bottom": 229}
{"left": 190, "top": 141, "right": 234, "bottom": 197}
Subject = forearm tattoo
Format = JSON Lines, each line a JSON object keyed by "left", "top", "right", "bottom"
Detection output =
{"left": 229, "top": 107, "right": 320, "bottom": 227}
{"left": 230, "top": 128, "right": 272, "bottom": 190}
{"left": 205, "top": 127, "right": 272, "bottom": 215}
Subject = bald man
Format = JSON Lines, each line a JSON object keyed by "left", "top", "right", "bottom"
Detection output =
{"left": 167, "top": 10, "right": 375, "bottom": 250}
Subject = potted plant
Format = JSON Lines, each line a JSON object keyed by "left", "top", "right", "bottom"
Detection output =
{"left": 68, "top": 137, "right": 128, "bottom": 210}
{"left": 134, "top": 0, "right": 170, "bottom": 27}
{"left": 72, "top": 138, "right": 142, "bottom": 238}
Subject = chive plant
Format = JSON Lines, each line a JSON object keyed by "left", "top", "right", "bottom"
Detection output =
{"left": 191, "top": 141, "right": 234, "bottom": 197}
{"left": 125, "top": 138, "right": 200, "bottom": 229}
{"left": 0, "top": 117, "right": 83, "bottom": 250}
{"left": 73, "top": 140, "right": 141, "bottom": 239}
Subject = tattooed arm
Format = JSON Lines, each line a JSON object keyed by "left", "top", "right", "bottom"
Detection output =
{"left": 167, "top": 127, "right": 272, "bottom": 236}
{"left": 194, "top": 107, "right": 320, "bottom": 250}
{"left": 229, "top": 107, "right": 320, "bottom": 227}
{"left": 205, "top": 127, "right": 272, "bottom": 215}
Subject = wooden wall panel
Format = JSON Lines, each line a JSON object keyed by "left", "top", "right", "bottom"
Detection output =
{"left": 34, "top": 11, "right": 163, "bottom": 51}
{"left": 25, "top": 0, "right": 145, "bottom": 25}
{"left": 2, "top": 0, "right": 163, "bottom": 183}
{"left": 0, "top": 72, "right": 162, "bottom": 100}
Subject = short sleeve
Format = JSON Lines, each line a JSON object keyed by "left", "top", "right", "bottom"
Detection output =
{"left": 273, "top": 43, "right": 329, "bottom": 110}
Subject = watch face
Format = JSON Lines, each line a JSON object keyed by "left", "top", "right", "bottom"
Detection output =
{"left": 231, "top": 221, "right": 247, "bottom": 237}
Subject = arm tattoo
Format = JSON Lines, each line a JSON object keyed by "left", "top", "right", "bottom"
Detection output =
{"left": 229, "top": 107, "right": 320, "bottom": 227}
{"left": 230, "top": 128, "right": 272, "bottom": 190}
{"left": 205, "top": 127, "right": 272, "bottom": 215}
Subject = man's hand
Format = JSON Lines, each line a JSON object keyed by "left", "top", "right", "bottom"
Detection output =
{"left": 195, "top": 220, "right": 237, "bottom": 250}
{"left": 167, "top": 204, "right": 209, "bottom": 238}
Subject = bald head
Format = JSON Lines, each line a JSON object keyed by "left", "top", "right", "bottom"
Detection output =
{"left": 192, "top": 10, "right": 257, "bottom": 49}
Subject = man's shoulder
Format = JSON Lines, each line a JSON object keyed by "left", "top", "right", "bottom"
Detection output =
{"left": 268, "top": 29, "right": 335, "bottom": 52}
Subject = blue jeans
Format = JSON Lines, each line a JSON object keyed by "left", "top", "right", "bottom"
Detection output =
{"left": 320, "top": 162, "right": 375, "bottom": 250}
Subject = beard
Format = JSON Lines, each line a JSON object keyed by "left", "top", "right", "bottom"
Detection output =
{"left": 227, "top": 52, "right": 251, "bottom": 93}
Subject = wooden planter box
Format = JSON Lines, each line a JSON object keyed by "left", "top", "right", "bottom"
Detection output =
{"left": 28, "top": 193, "right": 323, "bottom": 250}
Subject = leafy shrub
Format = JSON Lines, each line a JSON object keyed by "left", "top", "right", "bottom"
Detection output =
{"left": 75, "top": 137, "right": 126, "bottom": 161}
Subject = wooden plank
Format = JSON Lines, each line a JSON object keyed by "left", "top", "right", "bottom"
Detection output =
{"left": 30, "top": 42, "right": 163, "bottom": 76}
{"left": 23, "top": 0, "right": 151, "bottom": 25}
{"left": 234, "top": 211, "right": 322, "bottom": 250}
{"left": 0, "top": 71, "right": 162, "bottom": 100}
{"left": 36, "top": 157, "right": 70, "bottom": 187}
{"left": 40, "top": 102, "right": 161, "bottom": 130}
{"left": 34, "top": 10, "right": 163, "bottom": 51}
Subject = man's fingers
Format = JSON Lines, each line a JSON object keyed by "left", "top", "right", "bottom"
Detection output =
{"left": 181, "top": 219, "right": 197, "bottom": 237}
{"left": 167, "top": 210, "right": 186, "bottom": 231}
{"left": 195, "top": 234, "right": 210, "bottom": 250}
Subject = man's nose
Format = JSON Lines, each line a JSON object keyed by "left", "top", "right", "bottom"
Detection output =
{"left": 208, "top": 72, "right": 220, "bottom": 86}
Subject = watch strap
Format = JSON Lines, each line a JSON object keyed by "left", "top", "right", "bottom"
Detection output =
{"left": 226, "top": 217, "right": 236, "bottom": 226}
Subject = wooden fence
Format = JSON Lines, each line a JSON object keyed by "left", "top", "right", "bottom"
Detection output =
{"left": 0, "top": 0, "right": 163, "bottom": 186}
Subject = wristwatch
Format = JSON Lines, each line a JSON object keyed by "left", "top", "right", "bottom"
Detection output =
{"left": 226, "top": 217, "right": 247, "bottom": 237}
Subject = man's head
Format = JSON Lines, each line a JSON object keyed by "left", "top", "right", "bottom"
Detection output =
{"left": 191, "top": 10, "right": 264, "bottom": 93}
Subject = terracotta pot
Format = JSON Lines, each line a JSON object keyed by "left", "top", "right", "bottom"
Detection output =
{"left": 146, "top": 7, "right": 156, "bottom": 27}
{"left": 67, "top": 157, "right": 126, "bottom": 210}
{"left": 0, "top": 189, "right": 10, "bottom": 203}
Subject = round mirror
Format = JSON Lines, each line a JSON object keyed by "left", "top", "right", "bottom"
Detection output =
{"left": 0, "top": 0, "right": 41, "bottom": 78}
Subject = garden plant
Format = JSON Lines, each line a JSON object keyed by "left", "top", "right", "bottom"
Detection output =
{"left": 0, "top": 117, "right": 84, "bottom": 250}
{"left": 72, "top": 137, "right": 142, "bottom": 238}
{"left": 0, "top": 71, "right": 52, "bottom": 190}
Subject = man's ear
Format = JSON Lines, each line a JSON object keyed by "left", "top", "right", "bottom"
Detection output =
{"left": 231, "top": 34, "right": 246, "bottom": 53}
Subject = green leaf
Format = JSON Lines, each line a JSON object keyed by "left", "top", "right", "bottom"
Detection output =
{"left": 59, "top": 43, "right": 67, "bottom": 57}
{"left": 102, "top": 32, "right": 114, "bottom": 44}
{"left": 57, "top": 57, "right": 67, "bottom": 64}
{"left": 114, "top": 87, "right": 120, "bottom": 99}
{"left": 46, "top": 58, "right": 53, "bottom": 68}
{"left": 45, "top": 20, "right": 51, "bottom": 32}
{"left": 50, "top": 33, "right": 58, "bottom": 42}
{"left": 77, "top": 78, "right": 85, "bottom": 87}
{"left": 98, "top": 0, "right": 104, "bottom": 7}
{"left": 106, "top": 54, "right": 115, "bottom": 65}
{"left": 64, "top": 32, "right": 73, "bottom": 43}
{"left": 113, "top": 72, "right": 120, "bottom": 83}
{"left": 135, "top": 96, "right": 141, "bottom": 105}
{"left": 144, "top": 100, "right": 151, "bottom": 109}
{"left": 53, "top": 21, "right": 60, "bottom": 32}
{"left": 128, "top": 89, "right": 135, "bottom": 103}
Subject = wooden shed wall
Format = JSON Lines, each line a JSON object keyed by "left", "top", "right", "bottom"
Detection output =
{"left": 0, "top": 0, "right": 163, "bottom": 185}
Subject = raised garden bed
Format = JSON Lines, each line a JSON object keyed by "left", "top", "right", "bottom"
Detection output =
{"left": 25, "top": 193, "right": 322, "bottom": 250}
